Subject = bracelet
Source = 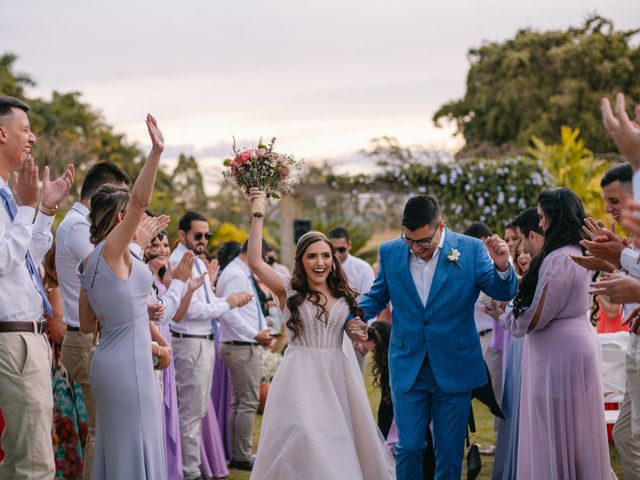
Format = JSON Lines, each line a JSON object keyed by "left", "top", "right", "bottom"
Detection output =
{"left": 39, "top": 204, "right": 58, "bottom": 216}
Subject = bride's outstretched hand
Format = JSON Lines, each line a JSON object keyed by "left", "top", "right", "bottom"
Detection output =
{"left": 346, "top": 317, "right": 368, "bottom": 342}
{"left": 146, "top": 114, "right": 164, "bottom": 153}
{"left": 249, "top": 187, "right": 267, "bottom": 218}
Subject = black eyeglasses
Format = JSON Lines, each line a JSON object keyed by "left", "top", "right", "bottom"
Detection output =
{"left": 194, "top": 232, "right": 212, "bottom": 241}
{"left": 335, "top": 247, "right": 348, "bottom": 254}
{"left": 401, "top": 222, "right": 443, "bottom": 249}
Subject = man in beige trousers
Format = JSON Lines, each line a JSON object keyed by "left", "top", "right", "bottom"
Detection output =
{"left": 0, "top": 95, "right": 74, "bottom": 479}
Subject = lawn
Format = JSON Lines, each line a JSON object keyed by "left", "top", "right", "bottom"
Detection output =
{"left": 226, "top": 364, "right": 624, "bottom": 479}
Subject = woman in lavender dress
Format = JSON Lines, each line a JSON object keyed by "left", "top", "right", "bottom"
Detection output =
{"left": 78, "top": 115, "right": 168, "bottom": 479}
{"left": 506, "top": 188, "right": 610, "bottom": 480}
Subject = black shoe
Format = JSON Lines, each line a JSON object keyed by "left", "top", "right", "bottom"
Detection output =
{"left": 229, "top": 459, "right": 254, "bottom": 471}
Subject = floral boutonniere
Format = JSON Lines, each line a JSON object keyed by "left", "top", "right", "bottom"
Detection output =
{"left": 446, "top": 248, "right": 461, "bottom": 268}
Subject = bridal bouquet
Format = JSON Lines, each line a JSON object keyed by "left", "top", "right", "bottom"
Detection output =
{"left": 223, "top": 137, "right": 303, "bottom": 217}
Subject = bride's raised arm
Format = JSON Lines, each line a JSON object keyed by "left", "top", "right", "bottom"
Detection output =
{"left": 247, "top": 188, "right": 287, "bottom": 307}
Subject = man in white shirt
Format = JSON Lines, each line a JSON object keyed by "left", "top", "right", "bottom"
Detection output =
{"left": 0, "top": 95, "right": 74, "bottom": 479}
{"left": 217, "top": 240, "right": 274, "bottom": 471}
{"left": 328, "top": 226, "right": 375, "bottom": 372}
{"left": 265, "top": 246, "right": 291, "bottom": 277}
{"left": 169, "top": 211, "right": 252, "bottom": 480}
{"left": 55, "top": 161, "right": 130, "bottom": 479}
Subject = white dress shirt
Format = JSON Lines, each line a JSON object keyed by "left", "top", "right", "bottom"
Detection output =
{"left": 216, "top": 257, "right": 267, "bottom": 343}
{"left": 149, "top": 277, "right": 186, "bottom": 324}
{"left": 55, "top": 202, "right": 93, "bottom": 328}
{"left": 169, "top": 243, "right": 230, "bottom": 335}
{"left": 0, "top": 180, "right": 53, "bottom": 322}
{"left": 409, "top": 229, "right": 447, "bottom": 306}
{"left": 341, "top": 254, "right": 375, "bottom": 300}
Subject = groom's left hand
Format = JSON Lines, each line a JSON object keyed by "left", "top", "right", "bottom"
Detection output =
{"left": 484, "top": 234, "right": 510, "bottom": 272}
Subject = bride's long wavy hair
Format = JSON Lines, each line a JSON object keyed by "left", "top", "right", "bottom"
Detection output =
{"left": 286, "top": 231, "right": 363, "bottom": 340}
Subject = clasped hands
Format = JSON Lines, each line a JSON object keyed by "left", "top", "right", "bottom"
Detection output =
{"left": 346, "top": 317, "right": 368, "bottom": 342}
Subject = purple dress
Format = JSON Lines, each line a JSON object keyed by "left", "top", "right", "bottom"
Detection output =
{"left": 507, "top": 245, "right": 610, "bottom": 479}
{"left": 200, "top": 337, "right": 230, "bottom": 479}
{"left": 155, "top": 279, "right": 229, "bottom": 479}
{"left": 154, "top": 280, "right": 183, "bottom": 480}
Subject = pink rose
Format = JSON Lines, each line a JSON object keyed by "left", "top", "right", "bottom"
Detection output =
{"left": 236, "top": 150, "right": 253, "bottom": 164}
{"left": 256, "top": 147, "right": 267, "bottom": 157}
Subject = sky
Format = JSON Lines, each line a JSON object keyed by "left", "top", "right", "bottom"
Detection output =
{"left": 2, "top": 1, "right": 638, "bottom": 186}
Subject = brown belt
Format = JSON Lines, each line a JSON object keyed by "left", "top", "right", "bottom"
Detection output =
{"left": 0, "top": 321, "right": 48, "bottom": 334}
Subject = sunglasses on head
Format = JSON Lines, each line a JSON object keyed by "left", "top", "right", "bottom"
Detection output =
{"left": 335, "top": 247, "right": 348, "bottom": 254}
{"left": 193, "top": 232, "right": 212, "bottom": 241}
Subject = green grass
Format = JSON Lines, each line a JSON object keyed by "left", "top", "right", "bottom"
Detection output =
{"left": 226, "top": 364, "right": 624, "bottom": 480}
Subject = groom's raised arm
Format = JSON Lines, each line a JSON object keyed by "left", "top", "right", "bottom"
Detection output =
{"left": 475, "top": 241, "right": 518, "bottom": 302}
{"left": 357, "top": 246, "right": 391, "bottom": 321}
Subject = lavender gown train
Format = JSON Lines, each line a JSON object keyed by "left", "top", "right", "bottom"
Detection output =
{"left": 251, "top": 276, "right": 395, "bottom": 480}
{"left": 78, "top": 242, "right": 165, "bottom": 480}
{"left": 505, "top": 245, "right": 610, "bottom": 480}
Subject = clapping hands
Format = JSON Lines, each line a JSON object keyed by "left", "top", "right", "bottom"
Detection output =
{"left": 601, "top": 93, "right": 640, "bottom": 169}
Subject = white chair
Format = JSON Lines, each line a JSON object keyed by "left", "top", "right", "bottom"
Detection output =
{"left": 599, "top": 331, "right": 629, "bottom": 404}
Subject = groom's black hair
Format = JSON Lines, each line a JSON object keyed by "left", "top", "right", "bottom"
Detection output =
{"left": 402, "top": 195, "right": 441, "bottom": 230}
{"left": 511, "top": 208, "right": 543, "bottom": 237}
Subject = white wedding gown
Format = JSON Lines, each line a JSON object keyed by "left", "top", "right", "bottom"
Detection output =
{"left": 251, "top": 277, "right": 396, "bottom": 479}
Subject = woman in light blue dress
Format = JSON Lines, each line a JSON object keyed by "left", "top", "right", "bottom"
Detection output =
{"left": 78, "top": 115, "right": 168, "bottom": 480}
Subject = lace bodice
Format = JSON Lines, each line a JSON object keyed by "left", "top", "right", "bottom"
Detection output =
{"left": 280, "top": 276, "right": 350, "bottom": 350}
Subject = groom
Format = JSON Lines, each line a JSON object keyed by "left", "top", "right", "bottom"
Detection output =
{"left": 356, "top": 195, "right": 517, "bottom": 479}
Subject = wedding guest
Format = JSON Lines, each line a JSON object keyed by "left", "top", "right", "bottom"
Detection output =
{"left": 169, "top": 211, "right": 252, "bottom": 480}
{"left": 490, "top": 214, "right": 542, "bottom": 480}
{"left": 78, "top": 114, "right": 167, "bottom": 479}
{"left": 56, "top": 161, "right": 130, "bottom": 478}
{"left": 217, "top": 240, "right": 273, "bottom": 472}
{"left": 601, "top": 162, "right": 633, "bottom": 224}
{"left": 265, "top": 246, "right": 291, "bottom": 277}
{"left": 598, "top": 93, "right": 640, "bottom": 477}
{"left": 594, "top": 295, "right": 628, "bottom": 333}
{"left": 464, "top": 221, "right": 503, "bottom": 441}
{"left": 145, "top": 233, "right": 193, "bottom": 480}
{"left": 0, "top": 95, "right": 74, "bottom": 479}
{"left": 247, "top": 188, "right": 395, "bottom": 479}
{"left": 328, "top": 226, "right": 375, "bottom": 373}
{"left": 212, "top": 240, "right": 243, "bottom": 462}
{"left": 504, "top": 223, "right": 519, "bottom": 259}
{"left": 44, "top": 245, "right": 89, "bottom": 479}
{"left": 508, "top": 188, "right": 610, "bottom": 479}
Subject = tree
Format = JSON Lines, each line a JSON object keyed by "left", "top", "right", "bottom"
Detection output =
{"left": 433, "top": 15, "right": 640, "bottom": 154}
{"left": 171, "top": 153, "right": 209, "bottom": 213}
{"left": 0, "top": 53, "right": 34, "bottom": 98}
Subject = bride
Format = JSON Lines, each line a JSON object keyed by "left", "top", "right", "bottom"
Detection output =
{"left": 246, "top": 188, "right": 396, "bottom": 479}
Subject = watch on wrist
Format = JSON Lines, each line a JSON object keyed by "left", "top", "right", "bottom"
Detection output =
{"left": 39, "top": 204, "right": 58, "bottom": 216}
